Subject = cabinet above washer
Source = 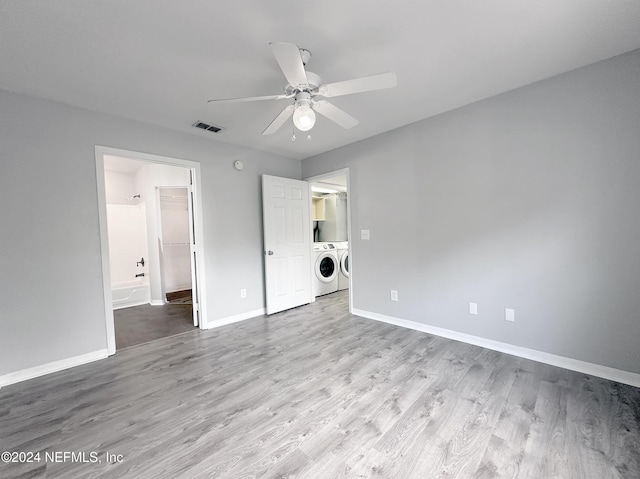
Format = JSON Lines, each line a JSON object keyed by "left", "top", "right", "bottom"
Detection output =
{"left": 312, "top": 196, "right": 325, "bottom": 221}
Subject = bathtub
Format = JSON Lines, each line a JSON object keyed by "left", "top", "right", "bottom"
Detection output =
{"left": 112, "top": 278, "right": 150, "bottom": 310}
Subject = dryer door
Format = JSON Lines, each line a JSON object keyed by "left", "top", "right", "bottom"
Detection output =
{"left": 316, "top": 253, "right": 337, "bottom": 283}
{"left": 340, "top": 251, "right": 349, "bottom": 278}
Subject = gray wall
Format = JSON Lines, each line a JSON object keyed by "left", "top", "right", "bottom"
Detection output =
{"left": 303, "top": 49, "right": 640, "bottom": 374}
{"left": 0, "top": 89, "right": 300, "bottom": 376}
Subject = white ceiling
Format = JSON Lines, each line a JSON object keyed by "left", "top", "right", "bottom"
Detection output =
{"left": 2, "top": 1, "right": 640, "bottom": 161}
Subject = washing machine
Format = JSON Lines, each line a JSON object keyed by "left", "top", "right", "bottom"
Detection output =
{"left": 335, "top": 242, "right": 349, "bottom": 291}
{"left": 312, "top": 242, "right": 339, "bottom": 297}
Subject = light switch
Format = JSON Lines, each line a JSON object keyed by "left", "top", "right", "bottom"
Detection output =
{"left": 469, "top": 302, "right": 478, "bottom": 315}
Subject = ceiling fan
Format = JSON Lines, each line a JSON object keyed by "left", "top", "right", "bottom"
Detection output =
{"left": 207, "top": 42, "right": 397, "bottom": 136}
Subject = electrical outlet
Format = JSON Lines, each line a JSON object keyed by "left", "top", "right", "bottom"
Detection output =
{"left": 505, "top": 308, "right": 515, "bottom": 322}
{"left": 390, "top": 289, "right": 398, "bottom": 301}
{"left": 361, "top": 229, "right": 370, "bottom": 240}
{"left": 469, "top": 302, "right": 478, "bottom": 315}
{"left": 240, "top": 288, "right": 247, "bottom": 299}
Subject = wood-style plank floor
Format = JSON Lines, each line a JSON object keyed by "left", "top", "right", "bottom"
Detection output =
{"left": 1, "top": 290, "right": 639, "bottom": 478}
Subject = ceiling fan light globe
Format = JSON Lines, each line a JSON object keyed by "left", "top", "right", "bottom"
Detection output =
{"left": 293, "top": 105, "right": 316, "bottom": 131}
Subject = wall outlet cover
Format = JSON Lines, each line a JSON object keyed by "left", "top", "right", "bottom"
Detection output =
{"left": 469, "top": 302, "right": 478, "bottom": 315}
{"left": 505, "top": 308, "right": 515, "bottom": 322}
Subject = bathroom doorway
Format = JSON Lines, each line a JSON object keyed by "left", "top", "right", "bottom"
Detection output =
{"left": 96, "top": 146, "right": 207, "bottom": 354}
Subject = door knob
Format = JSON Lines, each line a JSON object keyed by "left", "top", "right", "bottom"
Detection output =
{"left": 266, "top": 250, "right": 274, "bottom": 255}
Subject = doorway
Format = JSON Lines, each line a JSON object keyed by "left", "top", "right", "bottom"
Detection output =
{"left": 96, "top": 146, "right": 207, "bottom": 355}
{"left": 158, "top": 187, "right": 193, "bottom": 306}
{"left": 261, "top": 169, "right": 352, "bottom": 316}
{"left": 306, "top": 168, "right": 352, "bottom": 313}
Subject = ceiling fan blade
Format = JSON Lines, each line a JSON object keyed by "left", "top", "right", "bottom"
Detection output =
{"left": 262, "top": 104, "right": 295, "bottom": 135}
{"left": 208, "top": 93, "right": 291, "bottom": 104}
{"left": 318, "top": 72, "right": 397, "bottom": 98}
{"left": 313, "top": 100, "right": 359, "bottom": 129}
{"left": 270, "top": 42, "right": 309, "bottom": 88}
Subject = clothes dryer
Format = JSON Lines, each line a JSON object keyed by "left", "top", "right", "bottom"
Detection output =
{"left": 335, "top": 242, "right": 349, "bottom": 291}
{"left": 312, "top": 243, "right": 339, "bottom": 297}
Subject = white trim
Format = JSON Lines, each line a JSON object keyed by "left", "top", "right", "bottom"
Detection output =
{"left": 352, "top": 308, "right": 640, "bottom": 388}
{"left": 95, "top": 146, "right": 208, "bottom": 353}
{"left": 149, "top": 299, "right": 165, "bottom": 306}
{"left": 202, "top": 308, "right": 266, "bottom": 330}
{"left": 95, "top": 156, "right": 116, "bottom": 354}
{"left": 0, "top": 350, "right": 109, "bottom": 388}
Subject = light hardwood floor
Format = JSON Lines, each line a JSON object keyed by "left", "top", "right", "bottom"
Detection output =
{"left": 1, "top": 290, "right": 639, "bottom": 478}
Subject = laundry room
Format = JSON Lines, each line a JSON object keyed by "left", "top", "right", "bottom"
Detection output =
{"left": 310, "top": 174, "right": 349, "bottom": 301}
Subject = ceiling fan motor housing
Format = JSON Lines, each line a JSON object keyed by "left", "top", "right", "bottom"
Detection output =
{"left": 294, "top": 91, "right": 312, "bottom": 105}
{"left": 284, "top": 71, "right": 322, "bottom": 96}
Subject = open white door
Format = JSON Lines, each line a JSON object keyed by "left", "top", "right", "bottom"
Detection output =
{"left": 262, "top": 175, "right": 313, "bottom": 315}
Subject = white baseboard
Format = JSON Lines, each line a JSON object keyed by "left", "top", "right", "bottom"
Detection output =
{"left": 1, "top": 307, "right": 266, "bottom": 388}
{"left": 0, "top": 349, "right": 109, "bottom": 389}
{"left": 202, "top": 308, "right": 266, "bottom": 330}
{"left": 149, "top": 299, "right": 165, "bottom": 306}
{"left": 352, "top": 308, "right": 640, "bottom": 388}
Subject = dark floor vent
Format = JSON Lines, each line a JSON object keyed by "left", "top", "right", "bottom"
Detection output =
{"left": 192, "top": 121, "right": 223, "bottom": 133}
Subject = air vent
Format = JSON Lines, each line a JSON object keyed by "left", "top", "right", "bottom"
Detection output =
{"left": 192, "top": 121, "right": 223, "bottom": 133}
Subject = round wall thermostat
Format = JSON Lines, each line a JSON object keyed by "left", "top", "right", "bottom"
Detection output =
{"left": 233, "top": 160, "right": 244, "bottom": 171}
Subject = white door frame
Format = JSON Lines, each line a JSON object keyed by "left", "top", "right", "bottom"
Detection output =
{"left": 95, "top": 146, "right": 208, "bottom": 355}
{"left": 304, "top": 167, "right": 352, "bottom": 314}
